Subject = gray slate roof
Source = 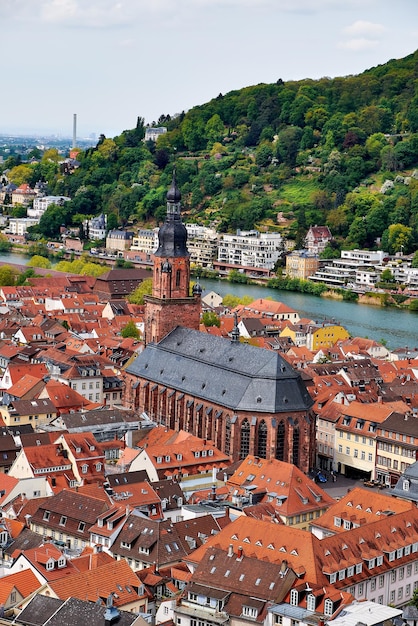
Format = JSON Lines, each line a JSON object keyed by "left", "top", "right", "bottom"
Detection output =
{"left": 391, "top": 460, "right": 418, "bottom": 502}
{"left": 126, "top": 326, "right": 313, "bottom": 413}
{"left": 15, "top": 595, "right": 141, "bottom": 626}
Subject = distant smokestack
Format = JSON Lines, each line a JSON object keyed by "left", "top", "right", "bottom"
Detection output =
{"left": 72, "top": 113, "right": 77, "bottom": 149}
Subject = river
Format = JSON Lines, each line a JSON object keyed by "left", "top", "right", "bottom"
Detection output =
{"left": 1, "top": 252, "right": 417, "bottom": 350}
{"left": 200, "top": 278, "right": 418, "bottom": 351}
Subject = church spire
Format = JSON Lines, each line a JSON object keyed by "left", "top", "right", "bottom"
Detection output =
{"left": 154, "top": 169, "right": 188, "bottom": 258}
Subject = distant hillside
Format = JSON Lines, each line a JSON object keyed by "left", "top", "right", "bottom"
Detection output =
{"left": 3, "top": 49, "right": 418, "bottom": 258}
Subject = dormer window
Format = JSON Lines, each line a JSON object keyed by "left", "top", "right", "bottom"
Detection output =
{"left": 307, "top": 594, "right": 316, "bottom": 611}
{"left": 57, "top": 557, "right": 66, "bottom": 568}
{"left": 46, "top": 559, "right": 55, "bottom": 571}
{"left": 324, "top": 598, "right": 334, "bottom": 616}
{"left": 242, "top": 606, "right": 258, "bottom": 619}
{"left": 290, "top": 589, "right": 298, "bottom": 606}
{"left": 96, "top": 462, "right": 102, "bottom": 471}
{"left": 157, "top": 456, "right": 163, "bottom": 464}
{"left": 82, "top": 464, "right": 88, "bottom": 474}
{"left": 177, "top": 454, "right": 182, "bottom": 461}
{"left": 43, "top": 511, "right": 50, "bottom": 522}
{"left": 59, "top": 515, "right": 67, "bottom": 526}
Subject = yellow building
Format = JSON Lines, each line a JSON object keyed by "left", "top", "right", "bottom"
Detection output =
{"left": 0, "top": 398, "right": 56, "bottom": 427}
{"left": 280, "top": 322, "right": 350, "bottom": 350}
{"left": 286, "top": 250, "right": 320, "bottom": 280}
{"left": 307, "top": 323, "right": 350, "bottom": 351}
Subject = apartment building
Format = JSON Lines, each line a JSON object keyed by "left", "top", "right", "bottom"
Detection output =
{"left": 309, "top": 249, "right": 388, "bottom": 288}
{"left": 186, "top": 223, "right": 219, "bottom": 268}
{"left": 131, "top": 228, "right": 159, "bottom": 254}
{"left": 217, "top": 230, "right": 283, "bottom": 272}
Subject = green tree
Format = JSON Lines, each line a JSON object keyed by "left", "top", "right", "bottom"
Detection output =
{"left": 9, "top": 204, "right": 27, "bottom": 218}
{"left": 380, "top": 268, "right": 394, "bottom": 283}
{"left": 127, "top": 278, "right": 153, "bottom": 304}
{"left": 121, "top": 320, "right": 140, "bottom": 339}
{"left": 27, "top": 255, "right": 51, "bottom": 269}
{"left": 381, "top": 223, "right": 414, "bottom": 254}
{"left": 205, "top": 114, "right": 224, "bottom": 146}
{"left": 222, "top": 294, "right": 253, "bottom": 308}
{"left": 201, "top": 311, "right": 220, "bottom": 327}
{"left": 0, "top": 265, "right": 16, "bottom": 286}
{"left": 0, "top": 234, "right": 12, "bottom": 253}
{"left": 255, "top": 143, "right": 273, "bottom": 168}
{"left": 347, "top": 216, "right": 367, "bottom": 247}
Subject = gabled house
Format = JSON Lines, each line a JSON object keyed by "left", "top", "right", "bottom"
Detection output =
{"left": 53, "top": 432, "right": 107, "bottom": 484}
{"left": 129, "top": 428, "right": 231, "bottom": 488}
{"left": 0, "top": 398, "right": 56, "bottom": 429}
{"left": 175, "top": 545, "right": 296, "bottom": 626}
{"left": 0, "top": 568, "right": 41, "bottom": 612}
{"left": 223, "top": 455, "right": 334, "bottom": 530}
{"left": 310, "top": 486, "right": 414, "bottom": 539}
{"left": 29, "top": 489, "right": 110, "bottom": 550}
{"left": 304, "top": 225, "right": 332, "bottom": 254}
{"left": 112, "top": 513, "right": 226, "bottom": 572}
{"left": 41, "top": 558, "right": 147, "bottom": 613}
{"left": 7, "top": 543, "right": 80, "bottom": 584}
{"left": 0, "top": 432, "right": 20, "bottom": 472}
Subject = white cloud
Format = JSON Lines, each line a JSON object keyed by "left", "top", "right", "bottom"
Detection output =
{"left": 344, "top": 20, "right": 386, "bottom": 36}
{"left": 339, "top": 37, "right": 379, "bottom": 51}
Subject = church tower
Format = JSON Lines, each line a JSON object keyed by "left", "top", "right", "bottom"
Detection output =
{"left": 144, "top": 171, "right": 201, "bottom": 344}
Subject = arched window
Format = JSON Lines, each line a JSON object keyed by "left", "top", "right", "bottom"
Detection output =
{"left": 256, "top": 420, "right": 268, "bottom": 458}
{"left": 307, "top": 594, "right": 316, "bottom": 611}
{"left": 292, "top": 423, "right": 300, "bottom": 467}
{"left": 324, "top": 598, "right": 333, "bottom": 616}
{"left": 275, "top": 421, "right": 285, "bottom": 461}
{"left": 240, "top": 419, "right": 250, "bottom": 459}
{"left": 225, "top": 416, "right": 231, "bottom": 456}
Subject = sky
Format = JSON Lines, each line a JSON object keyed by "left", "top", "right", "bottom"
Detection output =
{"left": 2, "top": 0, "right": 418, "bottom": 139}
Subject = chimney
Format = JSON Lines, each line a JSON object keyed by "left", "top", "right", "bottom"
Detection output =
{"left": 211, "top": 485, "right": 217, "bottom": 501}
{"left": 237, "top": 546, "right": 243, "bottom": 559}
{"left": 228, "top": 544, "right": 234, "bottom": 557}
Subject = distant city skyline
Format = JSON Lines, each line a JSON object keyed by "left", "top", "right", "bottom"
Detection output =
{"left": 2, "top": 0, "right": 417, "bottom": 139}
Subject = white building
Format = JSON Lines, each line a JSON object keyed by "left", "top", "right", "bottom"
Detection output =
{"left": 7, "top": 217, "right": 39, "bottom": 235}
{"left": 144, "top": 127, "right": 167, "bottom": 142}
{"left": 217, "top": 230, "right": 283, "bottom": 270}
{"left": 87, "top": 213, "right": 107, "bottom": 240}
{"left": 28, "top": 195, "right": 71, "bottom": 219}
{"left": 309, "top": 249, "right": 389, "bottom": 288}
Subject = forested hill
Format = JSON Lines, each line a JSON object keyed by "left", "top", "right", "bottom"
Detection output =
{"left": 4, "top": 49, "right": 418, "bottom": 256}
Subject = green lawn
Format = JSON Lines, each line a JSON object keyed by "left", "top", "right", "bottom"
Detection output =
{"left": 278, "top": 177, "right": 319, "bottom": 205}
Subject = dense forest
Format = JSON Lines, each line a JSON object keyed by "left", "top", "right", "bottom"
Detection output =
{"left": 2, "top": 49, "right": 418, "bottom": 256}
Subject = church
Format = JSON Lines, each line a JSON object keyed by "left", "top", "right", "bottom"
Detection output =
{"left": 124, "top": 173, "right": 315, "bottom": 470}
